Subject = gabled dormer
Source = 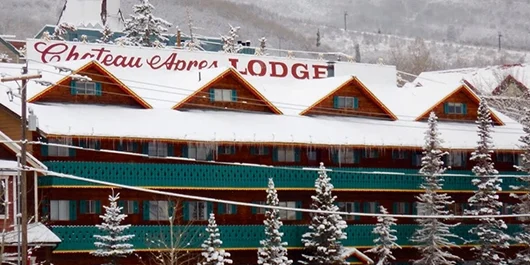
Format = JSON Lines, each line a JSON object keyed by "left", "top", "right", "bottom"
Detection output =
{"left": 29, "top": 61, "right": 152, "bottom": 109}
{"left": 416, "top": 85, "right": 504, "bottom": 125}
{"left": 300, "top": 77, "right": 397, "bottom": 120}
{"left": 492, "top": 75, "right": 528, "bottom": 97}
{"left": 172, "top": 68, "right": 282, "bottom": 114}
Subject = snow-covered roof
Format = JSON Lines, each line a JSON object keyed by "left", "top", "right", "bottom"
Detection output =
{"left": 0, "top": 61, "right": 524, "bottom": 150}
{"left": 0, "top": 160, "right": 17, "bottom": 172}
{"left": 415, "top": 64, "right": 530, "bottom": 94}
{"left": 58, "top": 0, "right": 124, "bottom": 31}
{"left": 0, "top": 127, "right": 47, "bottom": 170}
{"left": 3, "top": 222, "right": 61, "bottom": 245}
{"left": 342, "top": 247, "right": 374, "bottom": 264}
{"left": 30, "top": 104, "right": 523, "bottom": 150}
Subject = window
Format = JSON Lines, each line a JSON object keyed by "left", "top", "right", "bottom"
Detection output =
{"left": 445, "top": 102, "right": 466, "bottom": 114}
{"left": 149, "top": 201, "right": 169, "bottom": 221}
{"left": 496, "top": 153, "right": 516, "bottom": 163}
{"left": 363, "top": 149, "right": 379, "bottom": 158}
{"left": 75, "top": 81, "right": 97, "bottom": 95}
{"left": 188, "top": 201, "right": 208, "bottom": 221}
{"left": 250, "top": 146, "right": 269, "bottom": 156}
{"left": 218, "top": 203, "right": 237, "bottom": 215}
{"left": 252, "top": 201, "right": 267, "bottom": 214}
{"left": 278, "top": 201, "right": 297, "bottom": 220}
{"left": 50, "top": 200, "right": 71, "bottom": 221}
{"left": 48, "top": 138, "right": 73, "bottom": 157}
{"left": 393, "top": 202, "right": 410, "bottom": 214}
{"left": 451, "top": 203, "right": 467, "bottom": 215}
{"left": 212, "top": 89, "right": 235, "bottom": 102}
{"left": 79, "top": 139, "right": 100, "bottom": 150}
{"left": 148, "top": 142, "right": 168, "bottom": 157}
{"left": 448, "top": 152, "right": 467, "bottom": 167}
{"left": 392, "top": 150, "right": 409, "bottom": 159}
{"left": 218, "top": 146, "right": 235, "bottom": 155}
{"left": 334, "top": 149, "right": 358, "bottom": 164}
{"left": 363, "top": 202, "right": 379, "bottom": 213}
{"left": 187, "top": 145, "right": 211, "bottom": 160}
{"left": 80, "top": 200, "right": 99, "bottom": 214}
{"left": 337, "top": 202, "right": 359, "bottom": 220}
{"left": 276, "top": 148, "right": 296, "bottom": 162}
{"left": 0, "top": 179, "right": 7, "bottom": 217}
{"left": 307, "top": 150, "right": 317, "bottom": 161}
{"left": 121, "top": 200, "right": 138, "bottom": 215}
{"left": 501, "top": 204, "right": 513, "bottom": 215}
{"left": 334, "top": 96, "right": 358, "bottom": 109}
{"left": 412, "top": 152, "right": 422, "bottom": 166}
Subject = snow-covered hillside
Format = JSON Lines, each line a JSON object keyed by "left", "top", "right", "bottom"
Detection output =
{"left": 1, "top": 0, "right": 529, "bottom": 70}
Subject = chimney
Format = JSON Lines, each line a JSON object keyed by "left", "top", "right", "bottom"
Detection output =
{"left": 245, "top": 40, "right": 251, "bottom": 47}
{"left": 326, "top": 61, "right": 336, "bottom": 78}
{"left": 237, "top": 40, "right": 243, "bottom": 45}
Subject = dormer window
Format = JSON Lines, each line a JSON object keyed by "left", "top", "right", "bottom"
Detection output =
{"left": 444, "top": 102, "right": 467, "bottom": 115}
{"left": 333, "top": 96, "right": 358, "bottom": 109}
{"left": 210, "top": 88, "right": 237, "bottom": 102}
{"left": 71, "top": 81, "right": 102, "bottom": 96}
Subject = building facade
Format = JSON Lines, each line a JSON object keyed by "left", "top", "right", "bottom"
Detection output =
{"left": 0, "top": 40, "right": 527, "bottom": 265}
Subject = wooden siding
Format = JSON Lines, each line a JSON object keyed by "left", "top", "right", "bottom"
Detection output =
{"left": 33, "top": 67, "right": 145, "bottom": 108}
{"left": 35, "top": 137, "right": 521, "bottom": 172}
{"left": 0, "top": 144, "right": 14, "bottom": 161}
{"left": 420, "top": 89, "right": 485, "bottom": 123}
{"left": 305, "top": 79, "right": 392, "bottom": 119}
{"left": 179, "top": 73, "right": 275, "bottom": 113}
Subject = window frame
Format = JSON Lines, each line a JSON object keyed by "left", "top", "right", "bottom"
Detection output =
{"left": 122, "top": 200, "right": 136, "bottom": 215}
{"left": 337, "top": 202, "right": 359, "bottom": 220}
{"left": 86, "top": 200, "right": 97, "bottom": 214}
{"left": 307, "top": 150, "right": 317, "bottom": 161}
{"left": 0, "top": 178, "right": 8, "bottom": 219}
{"left": 148, "top": 142, "right": 168, "bottom": 157}
{"left": 50, "top": 200, "right": 70, "bottom": 221}
{"left": 336, "top": 96, "right": 358, "bottom": 109}
{"left": 446, "top": 102, "right": 465, "bottom": 114}
{"left": 75, "top": 81, "right": 97, "bottom": 95}
{"left": 278, "top": 201, "right": 297, "bottom": 220}
{"left": 149, "top": 200, "right": 169, "bottom": 221}
{"left": 337, "top": 149, "right": 357, "bottom": 164}
{"left": 364, "top": 202, "right": 378, "bottom": 213}
{"left": 277, "top": 148, "right": 296, "bottom": 162}
{"left": 48, "top": 138, "right": 73, "bottom": 157}
{"left": 187, "top": 145, "right": 211, "bottom": 160}
{"left": 213, "top": 89, "right": 234, "bottom": 102}
{"left": 188, "top": 201, "right": 208, "bottom": 221}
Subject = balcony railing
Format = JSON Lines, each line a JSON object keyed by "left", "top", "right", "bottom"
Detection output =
{"left": 51, "top": 224, "right": 521, "bottom": 251}
{"left": 39, "top": 161, "right": 523, "bottom": 190}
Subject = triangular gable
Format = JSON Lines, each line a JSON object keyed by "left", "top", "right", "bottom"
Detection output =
{"left": 492, "top": 74, "right": 529, "bottom": 96}
{"left": 300, "top": 76, "right": 398, "bottom": 120}
{"left": 0, "top": 37, "right": 21, "bottom": 57}
{"left": 172, "top": 68, "right": 282, "bottom": 114}
{"left": 415, "top": 84, "right": 505, "bottom": 125}
{"left": 28, "top": 61, "right": 152, "bottom": 109}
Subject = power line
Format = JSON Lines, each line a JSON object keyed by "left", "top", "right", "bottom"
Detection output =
{"left": 30, "top": 141, "right": 528, "bottom": 179}
{"left": 26, "top": 165, "right": 530, "bottom": 220}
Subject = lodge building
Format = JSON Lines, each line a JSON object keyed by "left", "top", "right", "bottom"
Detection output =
{"left": 0, "top": 39, "right": 526, "bottom": 265}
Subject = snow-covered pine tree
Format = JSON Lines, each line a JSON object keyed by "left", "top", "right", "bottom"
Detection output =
{"left": 119, "top": 0, "right": 172, "bottom": 47}
{"left": 365, "top": 206, "right": 400, "bottom": 265}
{"left": 198, "top": 213, "right": 232, "bottom": 265}
{"left": 300, "top": 162, "right": 348, "bottom": 265}
{"left": 465, "top": 99, "right": 510, "bottom": 265}
{"left": 510, "top": 107, "right": 530, "bottom": 265}
{"left": 98, "top": 23, "right": 114, "bottom": 44}
{"left": 92, "top": 191, "right": 135, "bottom": 265}
{"left": 221, "top": 25, "right": 242, "bottom": 53}
{"left": 411, "top": 111, "right": 462, "bottom": 265}
{"left": 52, "top": 22, "right": 77, "bottom": 41}
{"left": 258, "top": 178, "right": 292, "bottom": 265}
{"left": 255, "top": 37, "right": 267, "bottom": 56}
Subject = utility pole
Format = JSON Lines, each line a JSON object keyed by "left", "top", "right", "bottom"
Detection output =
{"left": 498, "top": 32, "right": 502, "bottom": 51}
{"left": 1, "top": 67, "right": 42, "bottom": 265}
{"left": 344, "top": 11, "right": 348, "bottom": 31}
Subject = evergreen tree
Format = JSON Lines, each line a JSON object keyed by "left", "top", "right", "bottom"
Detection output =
{"left": 316, "top": 29, "right": 321, "bottom": 48}
{"left": 119, "top": 0, "right": 172, "bottom": 47}
{"left": 510, "top": 107, "right": 530, "bottom": 265}
{"left": 465, "top": 99, "right": 510, "bottom": 265}
{"left": 99, "top": 23, "right": 114, "bottom": 44}
{"left": 221, "top": 25, "right": 242, "bottom": 53}
{"left": 258, "top": 178, "right": 292, "bottom": 265}
{"left": 354, "top": 43, "right": 361, "bottom": 63}
{"left": 300, "top": 163, "right": 347, "bottom": 265}
{"left": 198, "top": 213, "right": 232, "bottom": 265}
{"left": 365, "top": 206, "right": 400, "bottom": 265}
{"left": 411, "top": 111, "right": 462, "bottom": 265}
{"left": 92, "top": 191, "right": 135, "bottom": 265}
